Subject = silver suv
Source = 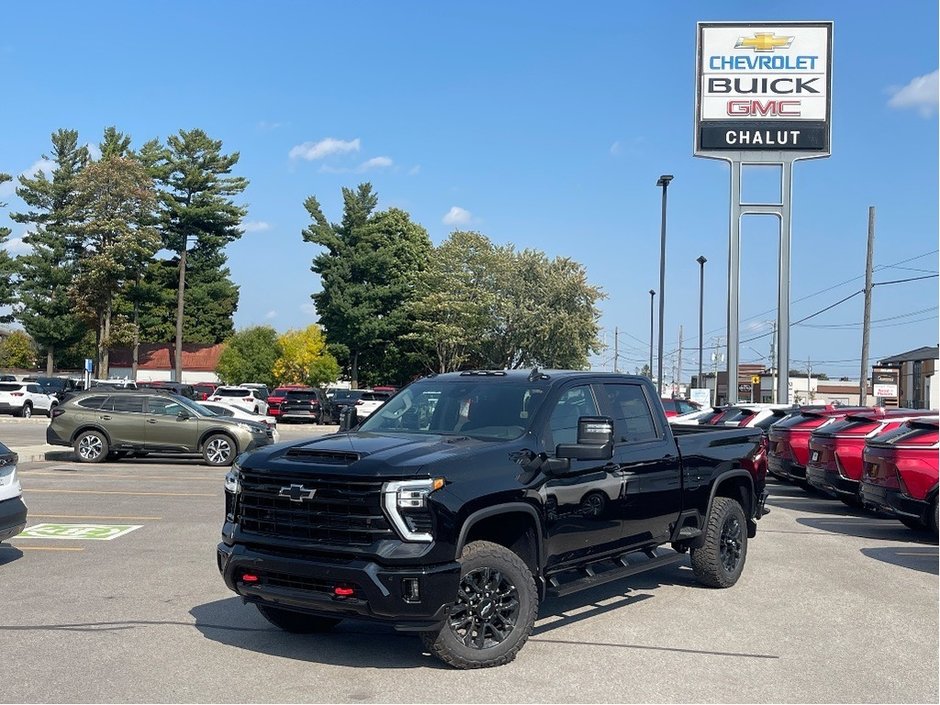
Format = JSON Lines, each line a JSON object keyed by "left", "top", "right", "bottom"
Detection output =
{"left": 47, "top": 391, "right": 273, "bottom": 466}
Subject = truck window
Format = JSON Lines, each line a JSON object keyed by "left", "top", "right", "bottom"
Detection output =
{"left": 546, "top": 385, "right": 600, "bottom": 448}
{"left": 602, "top": 384, "right": 659, "bottom": 443}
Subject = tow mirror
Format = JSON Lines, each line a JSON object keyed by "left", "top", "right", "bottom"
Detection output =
{"left": 556, "top": 416, "right": 614, "bottom": 461}
{"left": 339, "top": 406, "right": 358, "bottom": 432}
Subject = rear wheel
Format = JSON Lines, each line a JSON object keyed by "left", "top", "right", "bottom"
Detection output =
{"left": 900, "top": 516, "right": 927, "bottom": 531}
{"left": 255, "top": 604, "right": 341, "bottom": 633}
{"left": 928, "top": 497, "right": 939, "bottom": 537}
{"left": 420, "top": 540, "right": 538, "bottom": 669}
{"left": 691, "top": 496, "right": 748, "bottom": 588}
{"left": 18, "top": 403, "right": 32, "bottom": 419}
{"left": 202, "top": 433, "right": 236, "bottom": 466}
{"left": 74, "top": 430, "right": 108, "bottom": 463}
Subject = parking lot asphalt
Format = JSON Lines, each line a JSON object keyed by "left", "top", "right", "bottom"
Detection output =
{"left": 1, "top": 447, "right": 936, "bottom": 703}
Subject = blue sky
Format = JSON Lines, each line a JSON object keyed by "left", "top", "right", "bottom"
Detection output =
{"left": 1, "top": 1, "right": 937, "bottom": 380}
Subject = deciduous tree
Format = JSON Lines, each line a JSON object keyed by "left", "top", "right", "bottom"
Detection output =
{"left": 215, "top": 326, "right": 281, "bottom": 387}
{"left": 0, "top": 331, "right": 37, "bottom": 370}
{"left": 273, "top": 325, "right": 340, "bottom": 386}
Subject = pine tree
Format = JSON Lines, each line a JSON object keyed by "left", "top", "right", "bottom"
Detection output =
{"left": 0, "top": 174, "right": 17, "bottom": 322}
{"left": 11, "top": 129, "right": 89, "bottom": 373}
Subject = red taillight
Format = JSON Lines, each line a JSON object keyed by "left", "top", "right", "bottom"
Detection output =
{"left": 51, "top": 408, "right": 65, "bottom": 418}
{"left": 334, "top": 586, "right": 355, "bottom": 597}
{"left": 10, "top": 392, "right": 23, "bottom": 397}
{"left": 241, "top": 573, "right": 259, "bottom": 583}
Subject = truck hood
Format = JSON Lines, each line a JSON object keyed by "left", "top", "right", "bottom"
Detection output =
{"left": 238, "top": 431, "right": 492, "bottom": 479}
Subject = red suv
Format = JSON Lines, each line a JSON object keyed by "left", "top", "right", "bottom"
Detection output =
{"left": 806, "top": 409, "right": 934, "bottom": 506}
{"left": 860, "top": 417, "right": 939, "bottom": 534}
{"left": 767, "top": 406, "right": 873, "bottom": 485}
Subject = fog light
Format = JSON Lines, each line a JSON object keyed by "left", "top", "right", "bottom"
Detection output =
{"left": 402, "top": 578, "right": 420, "bottom": 603}
{"left": 334, "top": 586, "right": 355, "bottom": 597}
{"left": 241, "top": 573, "right": 259, "bottom": 583}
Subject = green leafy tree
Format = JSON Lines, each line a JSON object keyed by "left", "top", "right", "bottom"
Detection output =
{"left": 303, "top": 184, "right": 431, "bottom": 387}
{"left": 215, "top": 326, "right": 281, "bottom": 387}
{"left": 11, "top": 129, "right": 90, "bottom": 373}
{"left": 273, "top": 325, "right": 341, "bottom": 386}
{"left": 69, "top": 155, "right": 160, "bottom": 377}
{"left": 152, "top": 129, "right": 248, "bottom": 376}
{"left": 0, "top": 174, "right": 17, "bottom": 322}
{"left": 0, "top": 331, "right": 37, "bottom": 369}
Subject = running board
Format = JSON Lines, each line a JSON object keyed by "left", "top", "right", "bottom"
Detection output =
{"left": 547, "top": 550, "right": 684, "bottom": 599}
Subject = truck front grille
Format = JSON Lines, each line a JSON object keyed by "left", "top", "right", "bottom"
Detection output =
{"left": 238, "top": 471, "right": 394, "bottom": 545}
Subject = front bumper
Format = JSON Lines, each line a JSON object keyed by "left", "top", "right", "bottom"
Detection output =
{"left": 806, "top": 465, "right": 859, "bottom": 498}
{"left": 217, "top": 542, "right": 460, "bottom": 631}
{"left": 860, "top": 483, "right": 928, "bottom": 522}
{"left": 0, "top": 495, "right": 28, "bottom": 542}
{"left": 768, "top": 455, "right": 806, "bottom": 481}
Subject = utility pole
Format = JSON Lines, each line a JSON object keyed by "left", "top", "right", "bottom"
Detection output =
{"left": 769, "top": 321, "right": 777, "bottom": 403}
{"left": 859, "top": 206, "right": 875, "bottom": 404}
{"left": 614, "top": 327, "right": 619, "bottom": 373}
{"left": 807, "top": 356, "right": 813, "bottom": 402}
{"left": 676, "top": 325, "right": 683, "bottom": 394}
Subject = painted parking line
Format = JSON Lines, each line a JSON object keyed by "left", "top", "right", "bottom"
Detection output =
{"left": 30, "top": 514, "right": 162, "bottom": 521}
{"left": 27, "top": 489, "right": 216, "bottom": 497}
{"left": 22, "top": 472, "right": 220, "bottom": 481}
{"left": 13, "top": 546, "right": 85, "bottom": 552}
{"left": 19, "top": 524, "right": 143, "bottom": 541}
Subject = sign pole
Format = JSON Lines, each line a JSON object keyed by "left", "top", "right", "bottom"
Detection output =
{"left": 776, "top": 160, "right": 793, "bottom": 403}
{"left": 727, "top": 162, "right": 742, "bottom": 404}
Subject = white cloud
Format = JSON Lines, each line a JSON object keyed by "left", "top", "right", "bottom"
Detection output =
{"left": 0, "top": 159, "right": 55, "bottom": 198}
{"left": 610, "top": 141, "right": 622, "bottom": 156}
{"left": 360, "top": 156, "right": 393, "bottom": 170}
{"left": 85, "top": 143, "right": 102, "bottom": 160}
{"left": 257, "top": 120, "right": 283, "bottom": 131}
{"left": 265, "top": 310, "right": 277, "bottom": 319}
{"left": 408, "top": 165, "right": 421, "bottom": 176}
{"left": 242, "top": 220, "right": 271, "bottom": 233}
{"left": 888, "top": 69, "right": 939, "bottom": 117}
{"left": 289, "top": 137, "right": 361, "bottom": 160}
{"left": 442, "top": 206, "right": 472, "bottom": 226}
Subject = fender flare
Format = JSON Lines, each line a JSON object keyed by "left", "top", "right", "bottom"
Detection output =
{"left": 455, "top": 502, "right": 545, "bottom": 569}
{"left": 706, "top": 469, "right": 756, "bottom": 520}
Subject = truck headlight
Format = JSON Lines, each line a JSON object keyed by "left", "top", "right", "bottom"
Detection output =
{"left": 224, "top": 467, "right": 241, "bottom": 494}
{"left": 382, "top": 478, "right": 444, "bottom": 542}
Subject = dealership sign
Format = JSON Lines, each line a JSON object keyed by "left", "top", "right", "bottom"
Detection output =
{"left": 695, "top": 21, "right": 832, "bottom": 154}
{"left": 872, "top": 367, "right": 900, "bottom": 399}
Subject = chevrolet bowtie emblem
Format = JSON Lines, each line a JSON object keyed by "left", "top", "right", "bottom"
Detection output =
{"left": 279, "top": 484, "right": 317, "bottom": 502}
{"left": 735, "top": 32, "right": 794, "bottom": 52}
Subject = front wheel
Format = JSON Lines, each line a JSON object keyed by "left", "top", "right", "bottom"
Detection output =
{"left": 255, "top": 604, "right": 341, "bottom": 633}
{"left": 420, "top": 540, "right": 538, "bottom": 669}
{"left": 202, "top": 433, "right": 236, "bottom": 466}
{"left": 691, "top": 496, "right": 748, "bottom": 588}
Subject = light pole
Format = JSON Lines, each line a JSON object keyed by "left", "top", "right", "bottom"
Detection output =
{"left": 648, "top": 289, "right": 655, "bottom": 380}
{"left": 696, "top": 255, "right": 707, "bottom": 388}
{"left": 656, "top": 174, "right": 673, "bottom": 396}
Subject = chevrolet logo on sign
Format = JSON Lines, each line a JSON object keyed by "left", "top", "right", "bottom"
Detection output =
{"left": 279, "top": 484, "right": 317, "bottom": 502}
{"left": 735, "top": 32, "right": 794, "bottom": 52}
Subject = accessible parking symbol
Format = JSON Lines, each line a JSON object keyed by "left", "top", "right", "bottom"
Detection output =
{"left": 19, "top": 523, "right": 143, "bottom": 541}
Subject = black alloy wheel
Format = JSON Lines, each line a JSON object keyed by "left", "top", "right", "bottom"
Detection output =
{"left": 719, "top": 513, "right": 743, "bottom": 574}
{"left": 448, "top": 567, "right": 521, "bottom": 650}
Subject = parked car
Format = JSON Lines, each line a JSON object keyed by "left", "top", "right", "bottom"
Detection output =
{"left": 218, "top": 370, "right": 765, "bottom": 668}
{"left": 719, "top": 404, "right": 798, "bottom": 428}
{"left": 0, "top": 441, "right": 26, "bottom": 543}
{"left": 806, "top": 409, "right": 935, "bottom": 506}
{"left": 0, "top": 381, "right": 58, "bottom": 418}
{"left": 137, "top": 381, "right": 195, "bottom": 399}
{"left": 860, "top": 417, "right": 939, "bottom": 534}
{"left": 209, "top": 386, "right": 269, "bottom": 415}
{"left": 197, "top": 401, "right": 279, "bottom": 441}
{"left": 265, "top": 385, "right": 308, "bottom": 418}
{"left": 0, "top": 374, "right": 17, "bottom": 382}
{"left": 330, "top": 388, "right": 365, "bottom": 418}
{"left": 47, "top": 390, "right": 274, "bottom": 466}
{"left": 241, "top": 383, "right": 270, "bottom": 402}
{"left": 353, "top": 390, "right": 392, "bottom": 418}
{"left": 767, "top": 406, "right": 873, "bottom": 485}
{"left": 670, "top": 406, "right": 728, "bottom": 425}
{"left": 34, "top": 376, "right": 80, "bottom": 402}
{"left": 88, "top": 378, "right": 137, "bottom": 389}
{"left": 192, "top": 383, "right": 218, "bottom": 401}
{"left": 660, "top": 397, "right": 701, "bottom": 418}
{"left": 278, "top": 388, "right": 333, "bottom": 424}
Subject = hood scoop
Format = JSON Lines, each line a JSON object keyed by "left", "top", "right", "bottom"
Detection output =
{"left": 284, "top": 448, "right": 362, "bottom": 465}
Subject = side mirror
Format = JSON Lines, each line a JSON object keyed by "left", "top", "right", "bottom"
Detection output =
{"left": 556, "top": 416, "right": 614, "bottom": 461}
{"left": 177, "top": 409, "right": 192, "bottom": 420}
{"left": 339, "top": 406, "right": 358, "bottom": 432}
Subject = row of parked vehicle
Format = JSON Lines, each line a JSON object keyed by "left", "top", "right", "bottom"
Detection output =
{"left": 670, "top": 402, "right": 939, "bottom": 537}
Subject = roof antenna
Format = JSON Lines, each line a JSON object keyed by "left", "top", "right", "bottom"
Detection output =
{"left": 528, "top": 367, "right": 541, "bottom": 382}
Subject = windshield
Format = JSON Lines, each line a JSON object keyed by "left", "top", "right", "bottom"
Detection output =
{"left": 357, "top": 378, "right": 549, "bottom": 440}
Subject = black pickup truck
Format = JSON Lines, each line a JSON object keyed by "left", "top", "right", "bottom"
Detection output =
{"left": 218, "top": 370, "right": 765, "bottom": 668}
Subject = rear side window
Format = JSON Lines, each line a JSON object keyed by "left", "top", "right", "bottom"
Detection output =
{"left": 76, "top": 396, "right": 109, "bottom": 410}
{"left": 104, "top": 396, "right": 145, "bottom": 413}
{"left": 216, "top": 388, "right": 248, "bottom": 397}
{"left": 603, "top": 384, "right": 659, "bottom": 443}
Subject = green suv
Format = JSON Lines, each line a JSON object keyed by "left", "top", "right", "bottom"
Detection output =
{"left": 47, "top": 391, "right": 273, "bottom": 466}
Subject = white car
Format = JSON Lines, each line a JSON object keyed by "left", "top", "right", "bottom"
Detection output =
{"left": 0, "top": 441, "right": 26, "bottom": 543}
{"left": 355, "top": 390, "right": 392, "bottom": 419}
{"left": 209, "top": 386, "right": 269, "bottom": 415}
{"left": 0, "top": 382, "right": 57, "bottom": 418}
{"left": 198, "top": 401, "right": 279, "bottom": 442}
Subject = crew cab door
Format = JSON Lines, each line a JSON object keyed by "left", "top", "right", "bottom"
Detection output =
{"left": 539, "top": 383, "right": 626, "bottom": 569}
{"left": 598, "top": 381, "right": 682, "bottom": 547}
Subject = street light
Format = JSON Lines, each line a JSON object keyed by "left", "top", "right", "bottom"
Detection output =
{"left": 656, "top": 174, "right": 673, "bottom": 396}
{"left": 696, "top": 255, "right": 707, "bottom": 388}
{"left": 648, "top": 289, "right": 655, "bottom": 380}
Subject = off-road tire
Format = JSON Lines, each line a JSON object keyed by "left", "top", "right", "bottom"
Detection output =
{"left": 420, "top": 540, "right": 538, "bottom": 669}
{"left": 255, "top": 604, "right": 341, "bottom": 633}
{"left": 691, "top": 496, "right": 748, "bottom": 588}
{"left": 74, "top": 430, "right": 109, "bottom": 463}
{"left": 202, "top": 433, "right": 236, "bottom": 466}
{"left": 928, "top": 497, "right": 939, "bottom": 537}
{"left": 17, "top": 403, "right": 32, "bottom": 419}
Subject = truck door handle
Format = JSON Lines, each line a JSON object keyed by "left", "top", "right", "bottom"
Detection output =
{"left": 602, "top": 463, "right": 619, "bottom": 472}
{"left": 147, "top": 419, "right": 157, "bottom": 424}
